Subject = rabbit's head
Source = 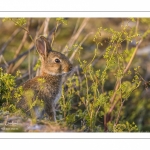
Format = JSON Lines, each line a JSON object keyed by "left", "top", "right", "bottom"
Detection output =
{"left": 36, "top": 36, "right": 73, "bottom": 76}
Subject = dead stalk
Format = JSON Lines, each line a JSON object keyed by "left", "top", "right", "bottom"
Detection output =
{"left": 62, "top": 18, "right": 90, "bottom": 54}
{"left": 7, "top": 19, "right": 31, "bottom": 73}
{"left": 0, "top": 28, "right": 21, "bottom": 55}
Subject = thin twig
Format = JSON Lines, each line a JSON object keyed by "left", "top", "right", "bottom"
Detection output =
{"left": 12, "top": 56, "right": 27, "bottom": 73}
{"left": 48, "top": 23, "right": 62, "bottom": 42}
{"left": 43, "top": 18, "right": 50, "bottom": 36}
{"left": 72, "top": 18, "right": 81, "bottom": 35}
{"left": 114, "top": 100, "right": 125, "bottom": 126}
{"left": 0, "top": 28, "right": 21, "bottom": 55}
{"left": 0, "top": 46, "right": 35, "bottom": 69}
{"left": 62, "top": 18, "right": 90, "bottom": 54}
{"left": 135, "top": 18, "right": 140, "bottom": 35}
{"left": 10, "top": 19, "right": 33, "bottom": 42}
{"left": 7, "top": 19, "right": 31, "bottom": 73}
{"left": 123, "top": 39, "right": 143, "bottom": 74}
{"left": 50, "top": 22, "right": 60, "bottom": 48}
{"left": 0, "top": 55, "right": 8, "bottom": 67}
{"left": 70, "top": 32, "right": 93, "bottom": 61}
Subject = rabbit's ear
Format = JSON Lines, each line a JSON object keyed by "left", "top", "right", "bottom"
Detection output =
{"left": 36, "top": 35, "right": 52, "bottom": 58}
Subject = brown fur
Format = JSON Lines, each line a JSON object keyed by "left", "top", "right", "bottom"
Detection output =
{"left": 17, "top": 36, "right": 73, "bottom": 121}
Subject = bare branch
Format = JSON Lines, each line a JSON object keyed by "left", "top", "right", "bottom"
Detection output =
{"left": 43, "top": 18, "right": 50, "bottom": 36}
{"left": 7, "top": 19, "right": 32, "bottom": 73}
{"left": 0, "top": 46, "right": 35, "bottom": 69}
{"left": 70, "top": 32, "right": 93, "bottom": 61}
{"left": 0, "top": 28, "right": 21, "bottom": 55}
{"left": 62, "top": 18, "right": 90, "bottom": 54}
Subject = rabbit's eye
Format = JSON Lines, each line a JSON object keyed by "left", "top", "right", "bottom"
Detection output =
{"left": 55, "top": 58, "right": 61, "bottom": 63}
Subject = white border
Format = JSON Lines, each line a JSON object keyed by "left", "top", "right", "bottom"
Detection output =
{"left": 0, "top": 11, "right": 150, "bottom": 18}
{"left": 0, "top": 1, "right": 150, "bottom": 148}
{"left": 0, "top": 133, "right": 150, "bottom": 138}
{"left": 0, "top": 0, "right": 149, "bottom": 12}
{"left": 0, "top": 0, "right": 150, "bottom": 18}
{"left": 0, "top": 138, "right": 148, "bottom": 150}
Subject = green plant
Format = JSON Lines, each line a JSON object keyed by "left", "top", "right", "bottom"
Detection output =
{"left": 0, "top": 68, "right": 23, "bottom": 114}
{"left": 58, "top": 19, "right": 149, "bottom": 132}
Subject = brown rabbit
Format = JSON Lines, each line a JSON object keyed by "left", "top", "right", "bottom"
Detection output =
{"left": 17, "top": 35, "right": 73, "bottom": 121}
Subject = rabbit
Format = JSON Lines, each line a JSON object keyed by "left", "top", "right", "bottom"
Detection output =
{"left": 17, "top": 35, "right": 73, "bottom": 121}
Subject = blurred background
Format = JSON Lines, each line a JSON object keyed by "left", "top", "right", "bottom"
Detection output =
{"left": 1, "top": 18, "right": 150, "bottom": 132}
